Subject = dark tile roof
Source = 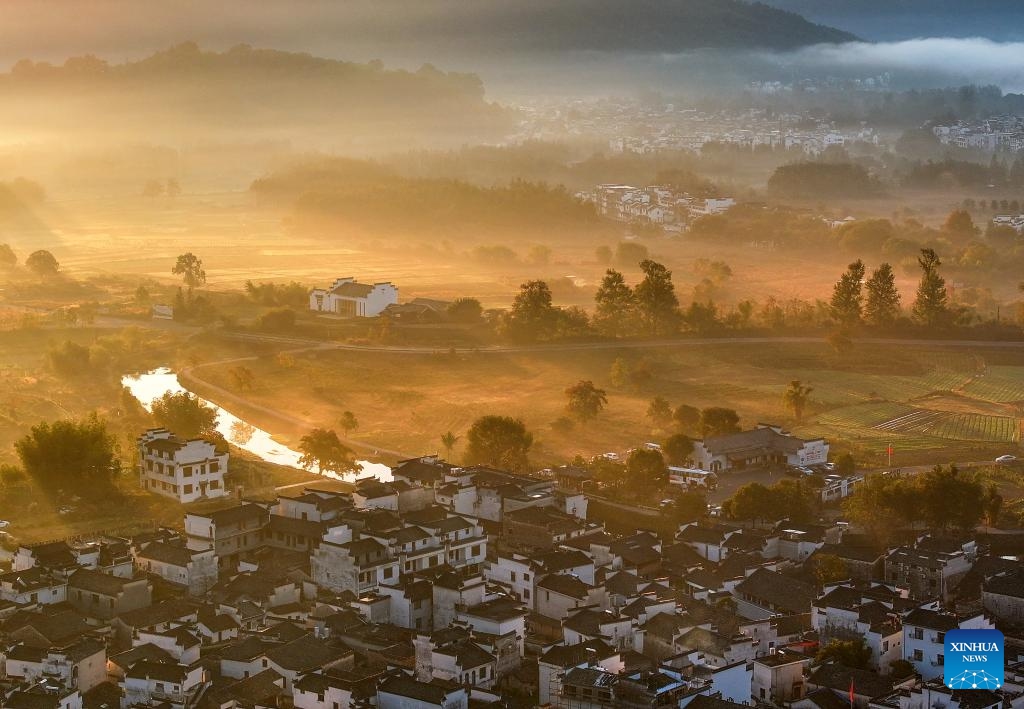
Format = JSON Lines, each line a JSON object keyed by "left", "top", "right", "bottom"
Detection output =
{"left": 68, "top": 568, "right": 139, "bottom": 596}
{"left": 378, "top": 676, "right": 462, "bottom": 703}
{"left": 538, "top": 639, "right": 616, "bottom": 668}
{"left": 265, "top": 634, "right": 351, "bottom": 672}
{"left": 687, "top": 695, "right": 752, "bottom": 709}
{"left": 537, "top": 574, "right": 592, "bottom": 600}
{"left": 116, "top": 598, "right": 197, "bottom": 629}
{"left": 136, "top": 541, "right": 197, "bottom": 567}
{"left": 196, "top": 503, "right": 268, "bottom": 528}
{"left": 984, "top": 568, "right": 1024, "bottom": 599}
{"left": 735, "top": 568, "right": 815, "bottom": 615}
{"left": 902, "top": 607, "right": 960, "bottom": 631}
{"left": 809, "top": 663, "right": 897, "bottom": 698}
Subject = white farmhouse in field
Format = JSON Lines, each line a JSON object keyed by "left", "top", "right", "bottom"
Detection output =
{"left": 138, "top": 428, "right": 228, "bottom": 503}
{"left": 309, "top": 277, "right": 398, "bottom": 317}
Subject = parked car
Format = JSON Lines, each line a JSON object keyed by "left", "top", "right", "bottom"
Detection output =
{"left": 796, "top": 466, "right": 815, "bottom": 476}
{"left": 995, "top": 454, "right": 1017, "bottom": 464}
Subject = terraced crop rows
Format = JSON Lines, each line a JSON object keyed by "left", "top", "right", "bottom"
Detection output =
{"left": 961, "top": 367, "right": 1024, "bottom": 403}
{"left": 874, "top": 409, "right": 1018, "bottom": 442}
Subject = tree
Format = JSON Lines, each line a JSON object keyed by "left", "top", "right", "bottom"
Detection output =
{"left": 464, "top": 415, "right": 533, "bottom": 471}
{"left": 864, "top": 263, "right": 901, "bottom": 327}
{"left": 728, "top": 483, "right": 773, "bottom": 525}
{"left": 14, "top": 415, "right": 118, "bottom": 498}
{"left": 647, "top": 397, "right": 673, "bottom": 428}
{"left": 565, "top": 380, "right": 608, "bottom": 423}
{"left": 943, "top": 209, "right": 977, "bottom": 237}
{"left": 151, "top": 391, "right": 218, "bottom": 439}
{"left": 666, "top": 489, "right": 708, "bottom": 522}
{"left": 634, "top": 260, "right": 680, "bottom": 335}
{"left": 673, "top": 404, "right": 701, "bottom": 435}
{"left": 662, "top": 433, "right": 693, "bottom": 466}
{"left": 166, "top": 178, "right": 181, "bottom": 198}
{"left": 25, "top": 249, "right": 59, "bottom": 277}
{"left": 699, "top": 407, "right": 740, "bottom": 438}
{"left": 143, "top": 179, "right": 165, "bottom": 198}
{"left": 0, "top": 243, "right": 16, "bottom": 268}
{"left": 615, "top": 241, "right": 648, "bottom": 267}
{"left": 834, "top": 453, "right": 856, "bottom": 476}
{"left": 441, "top": 431, "right": 459, "bottom": 460}
{"left": 593, "top": 269, "right": 635, "bottom": 337}
{"left": 888, "top": 660, "right": 914, "bottom": 678}
{"left": 528, "top": 244, "right": 552, "bottom": 266}
{"left": 625, "top": 448, "right": 667, "bottom": 491}
{"left": 783, "top": 380, "right": 813, "bottom": 422}
{"left": 912, "top": 249, "right": 949, "bottom": 327}
{"left": 48, "top": 340, "right": 93, "bottom": 377}
{"left": 447, "top": 297, "right": 483, "bottom": 324}
{"left": 983, "top": 484, "right": 1003, "bottom": 528}
{"left": 297, "top": 428, "right": 358, "bottom": 475}
{"left": 918, "top": 464, "right": 984, "bottom": 531}
{"left": 505, "top": 280, "right": 558, "bottom": 342}
{"left": 811, "top": 553, "right": 849, "bottom": 585}
{"left": 172, "top": 252, "right": 206, "bottom": 292}
{"left": 830, "top": 259, "right": 865, "bottom": 326}
{"left": 229, "top": 365, "right": 255, "bottom": 392}
{"left": 339, "top": 411, "right": 359, "bottom": 437}
{"left": 609, "top": 357, "right": 631, "bottom": 388}
{"left": 842, "top": 474, "right": 904, "bottom": 543}
{"left": 816, "top": 639, "right": 872, "bottom": 670}
{"left": 595, "top": 245, "right": 613, "bottom": 266}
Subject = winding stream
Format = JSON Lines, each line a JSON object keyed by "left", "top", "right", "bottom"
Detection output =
{"left": 121, "top": 367, "right": 391, "bottom": 483}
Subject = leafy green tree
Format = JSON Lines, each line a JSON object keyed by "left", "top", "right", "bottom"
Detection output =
{"left": 615, "top": 241, "right": 649, "bottom": 267}
{"left": 595, "top": 245, "right": 613, "bottom": 266}
{"left": 0, "top": 243, "right": 16, "bottom": 268}
{"left": 812, "top": 553, "right": 849, "bottom": 585}
{"left": 673, "top": 404, "right": 701, "bottom": 435}
{"left": 666, "top": 489, "right": 708, "bottom": 522}
{"left": 593, "top": 269, "right": 635, "bottom": 337}
{"left": 151, "top": 391, "right": 218, "bottom": 439}
{"left": 14, "top": 415, "right": 118, "bottom": 497}
{"left": 339, "top": 411, "right": 359, "bottom": 437}
{"left": 834, "top": 453, "right": 856, "bottom": 476}
{"left": 647, "top": 397, "right": 673, "bottom": 428}
{"left": 464, "top": 415, "right": 533, "bottom": 471}
{"left": 943, "top": 209, "right": 977, "bottom": 237}
{"left": 609, "top": 357, "right": 631, "bottom": 388}
{"left": 25, "top": 249, "right": 59, "bottom": 277}
{"left": 258, "top": 308, "right": 297, "bottom": 331}
{"left": 983, "top": 484, "right": 1003, "bottom": 528}
{"left": 912, "top": 249, "right": 949, "bottom": 327}
{"left": 230, "top": 365, "right": 255, "bottom": 391}
{"left": 504, "top": 280, "right": 558, "bottom": 342}
{"left": 662, "top": 433, "right": 693, "bottom": 466}
{"left": 634, "top": 260, "right": 680, "bottom": 336}
{"left": 48, "top": 340, "right": 93, "bottom": 377}
{"left": 297, "top": 428, "right": 358, "bottom": 475}
{"left": 699, "top": 407, "right": 740, "bottom": 438}
{"left": 864, "top": 263, "right": 901, "bottom": 327}
{"left": 830, "top": 259, "right": 865, "bottom": 326}
{"left": 842, "top": 474, "right": 904, "bottom": 543}
{"left": 441, "top": 431, "right": 459, "bottom": 460}
{"left": 772, "top": 478, "right": 815, "bottom": 522}
{"left": 172, "top": 252, "right": 206, "bottom": 291}
{"left": 918, "top": 465, "right": 983, "bottom": 531}
{"left": 447, "top": 297, "right": 483, "bottom": 324}
{"left": 565, "top": 380, "right": 608, "bottom": 423}
{"left": 625, "top": 448, "right": 667, "bottom": 491}
{"left": 889, "top": 660, "right": 915, "bottom": 678}
{"left": 783, "top": 380, "right": 813, "bottom": 422}
{"left": 816, "top": 639, "right": 872, "bottom": 670}
{"left": 728, "top": 483, "right": 773, "bottom": 525}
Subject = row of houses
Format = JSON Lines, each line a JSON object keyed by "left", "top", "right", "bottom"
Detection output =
{"left": 3, "top": 449, "right": 1023, "bottom": 709}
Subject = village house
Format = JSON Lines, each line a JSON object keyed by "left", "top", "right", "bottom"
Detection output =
{"left": 137, "top": 428, "right": 228, "bottom": 503}
{"left": 691, "top": 425, "right": 829, "bottom": 473}
{"left": 309, "top": 277, "right": 398, "bottom": 317}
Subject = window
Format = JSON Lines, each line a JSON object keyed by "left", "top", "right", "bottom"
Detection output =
{"left": 523, "top": 573, "right": 530, "bottom": 581}
{"left": 183, "top": 466, "right": 192, "bottom": 477}
{"left": 936, "top": 654, "right": 944, "bottom": 666}
{"left": 384, "top": 567, "right": 394, "bottom": 579}
{"left": 472, "top": 544, "right": 481, "bottom": 556}
{"left": 510, "top": 572, "right": 517, "bottom": 583}
{"left": 210, "top": 480, "right": 220, "bottom": 489}
{"left": 183, "top": 485, "right": 193, "bottom": 495}
{"left": 913, "top": 649, "right": 923, "bottom": 661}
{"left": 210, "top": 461, "right": 220, "bottom": 472}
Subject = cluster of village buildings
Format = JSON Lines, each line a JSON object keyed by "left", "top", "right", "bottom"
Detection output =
{"left": 932, "top": 117, "right": 1024, "bottom": 152}
{"left": 513, "top": 100, "right": 880, "bottom": 157}
{"left": 578, "top": 184, "right": 736, "bottom": 231}
{"left": 0, "top": 421, "right": 1022, "bottom": 709}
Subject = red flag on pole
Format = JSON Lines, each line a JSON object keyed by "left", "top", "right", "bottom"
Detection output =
{"left": 849, "top": 678, "right": 855, "bottom": 707}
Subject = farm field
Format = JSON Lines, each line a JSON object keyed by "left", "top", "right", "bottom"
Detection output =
{"left": 188, "top": 339, "right": 1024, "bottom": 469}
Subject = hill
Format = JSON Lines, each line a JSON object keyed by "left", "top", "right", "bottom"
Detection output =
{"left": 0, "top": 43, "right": 510, "bottom": 151}
{"left": 763, "top": 0, "right": 1024, "bottom": 41}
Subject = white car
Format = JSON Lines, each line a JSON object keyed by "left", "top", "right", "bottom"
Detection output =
{"left": 995, "top": 455, "right": 1017, "bottom": 464}
{"left": 0, "top": 520, "right": 8, "bottom": 529}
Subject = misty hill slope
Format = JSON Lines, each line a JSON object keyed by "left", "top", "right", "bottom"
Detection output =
{"left": 0, "top": 43, "right": 510, "bottom": 150}
{"left": 366, "top": 0, "right": 858, "bottom": 52}
{"left": 763, "top": 0, "right": 1024, "bottom": 41}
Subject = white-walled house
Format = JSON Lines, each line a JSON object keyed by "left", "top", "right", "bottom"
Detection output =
{"left": 138, "top": 429, "right": 228, "bottom": 503}
{"left": 691, "top": 425, "right": 828, "bottom": 473}
{"left": 902, "top": 606, "right": 994, "bottom": 680}
{"left": 309, "top": 277, "right": 398, "bottom": 317}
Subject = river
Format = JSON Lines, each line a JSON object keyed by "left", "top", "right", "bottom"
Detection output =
{"left": 121, "top": 367, "right": 392, "bottom": 483}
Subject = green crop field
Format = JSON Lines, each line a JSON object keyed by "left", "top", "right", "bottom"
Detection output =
{"left": 961, "top": 367, "right": 1024, "bottom": 403}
